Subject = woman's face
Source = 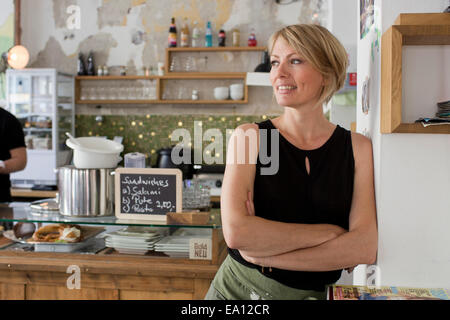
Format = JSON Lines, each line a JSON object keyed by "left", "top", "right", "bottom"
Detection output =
{"left": 269, "top": 37, "right": 325, "bottom": 109}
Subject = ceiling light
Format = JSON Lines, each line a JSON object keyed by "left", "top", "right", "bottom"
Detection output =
{"left": 7, "top": 45, "right": 30, "bottom": 69}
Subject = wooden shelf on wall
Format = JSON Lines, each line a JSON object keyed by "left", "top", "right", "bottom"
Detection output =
{"left": 75, "top": 99, "right": 247, "bottom": 105}
{"left": 75, "top": 73, "right": 247, "bottom": 80}
{"left": 166, "top": 46, "right": 267, "bottom": 52}
{"left": 74, "top": 47, "right": 262, "bottom": 105}
{"left": 165, "top": 46, "right": 267, "bottom": 74}
{"left": 76, "top": 75, "right": 159, "bottom": 80}
{"left": 394, "top": 13, "right": 450, "bottom": 26}
{"left": 75, "top": 73, "right": 248, "bottom": 104}
{"left": 380, "top": 13, "right": 450, "bottom": 134}
{"left": 162, "top": 72, "right": 247, "bottom": 79}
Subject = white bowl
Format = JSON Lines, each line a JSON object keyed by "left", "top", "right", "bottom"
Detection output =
{"left": 66, "top": 137, "right": 124, "bottom": 169}
{"left": 230, "top": 84, "right": 244, "bottom": 100}
{"left": 214, "top": 87, "right": 229, "bottom": 100}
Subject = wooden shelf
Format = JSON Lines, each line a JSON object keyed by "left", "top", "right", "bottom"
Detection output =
{"left": 75, "top": 73, "right": 248, "bottom": 104}
{"left": 11, "top": 188, "right": 57, "bottom": 199}
{"left": 394, "top": 13, "right": 450, "bottom": 26}
{"left": 75, "top": 75, "right": 159, "bottom": 80}
{"left": 75, "top": 48, "right": 256, "bottom": 105}
{"left": 162, "top": 72, "right": 247, "bottom": 79}
{"left": 155, "top": 99, "right": 247, "bottom": 104}
{"left": 380, "top": 13, "right": 450, "bottom": 134}
{"left": 165, "top": 46, "right": 267, "bottom": 74}
{"left": 166, "top": 46, "right": 267, "bottom": 52}
{"left": 75, "top": 73, "right": 247, "bottom": 80}
{"left": 76, "top": 99, "right": 247, "bottom": 105}
{"left": 389, "top": 123, "right": 450, "bottom": 134}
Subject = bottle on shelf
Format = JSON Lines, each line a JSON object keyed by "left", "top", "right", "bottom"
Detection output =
{"left": 232, "top": 29, "right": 240, "bottom": 47}
{"left": 248, "top": 28, "right": 257, "bottom": 47}
{"left": 254, "top": 51, "right": 271, "bottom": 72}
{"left": 218, "top": 28, "right": 226, "bottom": 47}
{"left": 191, "top": 21, "right": 201, "bottom": 47}
{"left": 180, "top": 17, "right": 189, "bottom": 47}
{"left": 77, "top": 53, "right": 87, "bottom": 76}
{"left": 205, "top": 21, "right": 213, "bottom": 47}
{"left": 97, "top": 65, "right": 103, "bottom": 76}
{"left": 86, "top": 52, "right": 95, "bottom": 76}
{"left": 168, "top": 17, "right": 177, "bottom": 48}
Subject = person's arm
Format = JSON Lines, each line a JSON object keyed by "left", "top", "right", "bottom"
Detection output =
{"left": 222, "top": 123, "right": 346, "bottom": 258}
{"left": 0, "top": 147, "right": 27, "bottom": 175}
{"left": 240, "top": 133, "right": 378, "bottom": 271}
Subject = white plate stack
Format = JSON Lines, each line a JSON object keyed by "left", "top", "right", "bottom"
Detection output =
{"left": 104, "top": 227, "right": 164, "bottom": 255}
{"left": 154, "top": 236, "right": 191, "bottom": 258}
{"left": 154, "top": 228, "right": 211, "bottom": 258}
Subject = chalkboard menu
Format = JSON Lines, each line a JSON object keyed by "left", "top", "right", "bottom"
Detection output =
{"left": 115, "top": 168, "right": 182, "bottom": 221}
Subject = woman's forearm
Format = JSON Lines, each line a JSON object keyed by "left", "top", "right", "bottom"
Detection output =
{"left": 242, "top": 228, "right": 377, "bottom": 271}
{"left": 225, "top": 214, "right": 346, "bottom": 257}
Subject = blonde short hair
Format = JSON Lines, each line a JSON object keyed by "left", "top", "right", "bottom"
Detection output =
{"left": 268, "top": 24, "right": 348, "bottom": 106}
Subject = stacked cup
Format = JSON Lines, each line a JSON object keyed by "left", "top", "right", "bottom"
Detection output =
{"left": 230, "top": 83, "right": 244, "bottom": 100}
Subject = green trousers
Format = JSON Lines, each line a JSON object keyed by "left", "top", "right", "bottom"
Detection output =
{"left": 205, "top": 255, "right": 328, "bottom": 300}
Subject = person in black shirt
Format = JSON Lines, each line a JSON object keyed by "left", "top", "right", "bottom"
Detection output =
{"left": 0, "top": 107, "right": 27, "bottom": 202}
{"left": 205, "top": 24, "right": 377, "bottom": 300}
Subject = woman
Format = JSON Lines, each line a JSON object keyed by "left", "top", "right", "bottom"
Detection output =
{"left": 205, "top": 24, "right": 377, "bottom": 300}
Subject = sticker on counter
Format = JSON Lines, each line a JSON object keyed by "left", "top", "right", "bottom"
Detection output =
{"left": 189, "top": 238, "right": 212, "bottom": 260}
{"left": 115, "top": 168, "right": 182, "bottom": 222}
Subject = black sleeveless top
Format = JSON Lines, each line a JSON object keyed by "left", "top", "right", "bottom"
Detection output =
{"left": 228, "top": 119, "right": 355, "bottom": 291}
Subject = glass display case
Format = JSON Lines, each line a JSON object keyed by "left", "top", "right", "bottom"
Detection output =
{"left": 6, "top": 69, "right": 75, "bottom": 187}
{"left": 0, "top": 203, "right": 222, "bottom": 259}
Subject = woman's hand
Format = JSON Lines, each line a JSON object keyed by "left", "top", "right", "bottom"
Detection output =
{"left": 345, "top": 266, "right": 356, "bottom": 273}
{"left": 239, "top": 250, "right": 259, "bottom": 264}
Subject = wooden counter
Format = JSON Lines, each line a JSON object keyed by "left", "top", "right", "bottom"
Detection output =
{"left": 0, "top": 229, "right": 226, "bottom": 300}
{"left": 10, "top": 188, "right": 57, "bottom": 199}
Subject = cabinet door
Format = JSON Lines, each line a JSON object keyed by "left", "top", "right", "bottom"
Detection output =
{"left": 27, "top": 74, "right": 54, "bottom": 151}
{"left": 7, "top": 73, "right": 31, "bottom": 115}
{"left": 56, "top": 75, "right": 74, "bottom": 166}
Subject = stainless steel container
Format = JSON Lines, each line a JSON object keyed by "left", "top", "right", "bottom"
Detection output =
{"left": 57, "top": 165, "right": 115, "bottom": 216}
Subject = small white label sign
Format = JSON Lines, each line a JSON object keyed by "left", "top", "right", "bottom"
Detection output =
{"left": 189, "top": 238, "right": 212, "bottom": 260}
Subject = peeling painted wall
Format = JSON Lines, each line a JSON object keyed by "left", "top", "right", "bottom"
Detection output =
{"left": 21, "top": 0, "right": 329, "bottom": 115}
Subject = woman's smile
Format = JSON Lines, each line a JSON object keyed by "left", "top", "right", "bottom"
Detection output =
{"left": 276, "top": 85, "right": 298, "bottom": 94}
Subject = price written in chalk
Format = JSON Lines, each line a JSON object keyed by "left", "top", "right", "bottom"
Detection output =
{"left": 115, "top": 168, "right": 182, "bottom": 221}
{"left": 121, "top": 185, "right": 174, "bottom": 213}
{"left": 117, "top": 170, "right": 180, "bottom": 216}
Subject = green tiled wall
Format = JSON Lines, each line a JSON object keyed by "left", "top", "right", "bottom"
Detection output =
{"left": 75, "top": 115, "right": 271, "bottom": 166}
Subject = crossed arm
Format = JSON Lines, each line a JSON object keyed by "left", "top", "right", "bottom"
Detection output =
{"left": 221, "top": 125, "right": 378, "bottom": 272}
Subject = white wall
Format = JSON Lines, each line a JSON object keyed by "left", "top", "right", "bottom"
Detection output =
{"left": 357, "top": 0, "right": 450, "bottom": 288}
{"left": 328, "top": 0, "right": 357, "bottom": 131}
{"left": 328, "top": 0, "right": 358, "bottom": 73}
{"left": 328, "top": 0, "right": 358, "bottom": 284}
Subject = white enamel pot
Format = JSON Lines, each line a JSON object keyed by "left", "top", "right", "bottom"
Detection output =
{"left": 66, "top": 137, "right": 124, "bottom": 169}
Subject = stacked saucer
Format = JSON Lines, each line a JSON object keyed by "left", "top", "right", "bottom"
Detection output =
{"left": 154, "top": 228, "right": 211, "bottom": 258}
{"left": 104, "top": 227, "right": 163, "bottom": 255}
{"left": 154, "top": 236, "right": 191, "bottom": 258}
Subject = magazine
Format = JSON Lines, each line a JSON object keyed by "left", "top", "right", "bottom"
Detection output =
{"left": 329, "top": 285, "right": 450, "bottom": 300}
